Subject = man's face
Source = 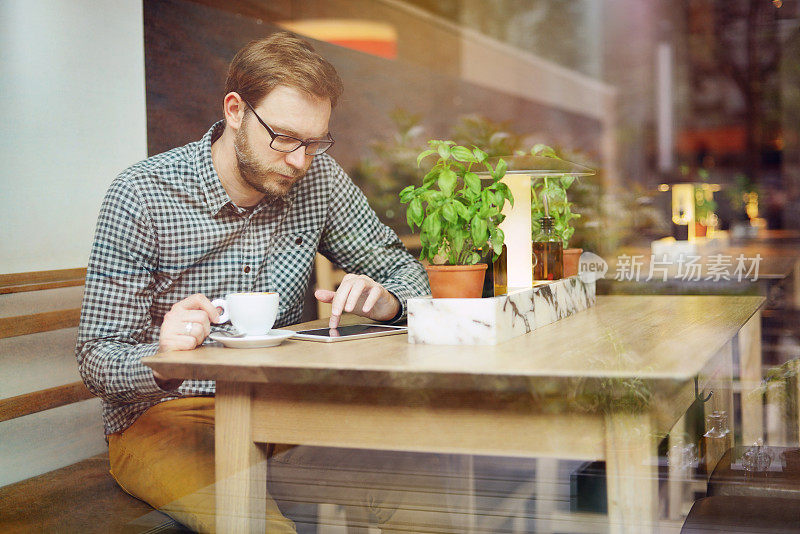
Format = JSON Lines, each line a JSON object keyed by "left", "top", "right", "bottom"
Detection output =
{"left": 234, "top": 85, "right": 332, "bottom": 199}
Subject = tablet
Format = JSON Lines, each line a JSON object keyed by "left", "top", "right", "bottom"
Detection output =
{"left": 293, "top": 324, "right": 407, "bottom": 342}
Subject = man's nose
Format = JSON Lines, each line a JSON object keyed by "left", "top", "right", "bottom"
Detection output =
{"left": 285, "top": 146, "right": 308, "bottom": 169}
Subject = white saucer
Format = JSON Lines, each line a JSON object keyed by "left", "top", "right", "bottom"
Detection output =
{"left": 209, "top": 329, "right": 295, "bottom": 349}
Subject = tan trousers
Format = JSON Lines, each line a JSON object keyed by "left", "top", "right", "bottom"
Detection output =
{"left": 108, "top": 397, "right": 465, "bottom": 533}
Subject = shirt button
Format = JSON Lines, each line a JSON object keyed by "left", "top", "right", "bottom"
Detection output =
{"left": 243, "top": 265, "right": 251, "bottom": 273}
{"left": 295, "top": 236, "right": 303, "bottom": 245}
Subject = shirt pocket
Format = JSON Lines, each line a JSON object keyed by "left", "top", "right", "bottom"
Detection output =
{"left": 268, "top": 230, "right": 320, "bottom": 313}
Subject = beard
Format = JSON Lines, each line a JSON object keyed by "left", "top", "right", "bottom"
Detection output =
{"left": 233, "top": 123, "right": 305, "bottom": 200}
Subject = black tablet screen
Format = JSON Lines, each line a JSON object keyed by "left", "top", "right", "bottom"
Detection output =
{"left": 296, "top": 324, "right": 404, "bottom": 337}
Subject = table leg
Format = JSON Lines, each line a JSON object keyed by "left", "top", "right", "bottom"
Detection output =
{"left": 795, "top": 359, "right": 800, "bottom": 444}
{"left": 766, "top": 380, "right": 788, "bottom": 446}
{"left": 702, "top": 341, "right": 735, "bottom": 470}
{"left": 738, "top": 311, "right": 763, "bottom": 445}
{"left": 667, "top": 414, "right": 688, "bottom": 521}
{"left": 793, "top": 260, "right": 800, "bottom": 309}
{"left": 604, "top": 412, "right": 657, "bottom": 534}
{"left": 534, "top": 458, "right": 558, "bottom": 534}
{"left": 216, "top": 381, "right": 267, "bottom": 534}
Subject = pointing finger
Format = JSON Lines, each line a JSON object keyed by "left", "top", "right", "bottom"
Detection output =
{"left": 362, "top": 285, "right": 382, "bottom": 314}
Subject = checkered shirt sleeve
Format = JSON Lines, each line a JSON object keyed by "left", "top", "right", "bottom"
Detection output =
{"left": 318, "top": 165, "right": 429, "bottom": 320}
{"left": 75, "top": 121, "right": 430, "bottom": 435}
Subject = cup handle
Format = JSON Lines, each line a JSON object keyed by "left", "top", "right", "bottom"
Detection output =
{"left": 211, "top": 298, "right": 229, "bottom": 324}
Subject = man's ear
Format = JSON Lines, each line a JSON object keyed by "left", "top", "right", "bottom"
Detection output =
{"left": 222, "top": 92, "right": 246, "bottom": 129}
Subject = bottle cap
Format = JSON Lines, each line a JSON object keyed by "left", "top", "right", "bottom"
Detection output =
{"left": 539, "top": 216, "right": 555, "bottom": 231}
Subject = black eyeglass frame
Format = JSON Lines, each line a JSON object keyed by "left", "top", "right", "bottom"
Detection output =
{"left": 242, "top": 98, "right": 334, "bottom": 156}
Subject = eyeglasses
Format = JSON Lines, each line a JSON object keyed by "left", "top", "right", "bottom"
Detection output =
{"left": 243, "top": 99, "right": 334, "bottom": 156}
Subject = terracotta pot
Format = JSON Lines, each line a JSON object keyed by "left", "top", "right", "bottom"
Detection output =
{"left": 426, "top": 264, "right": 488, "bottom": 298}
{"left": 563, "top": 248, "right": 583, "bottom": 278}
{"left": 695, "top": 222, "right": 707, "bottom": 237}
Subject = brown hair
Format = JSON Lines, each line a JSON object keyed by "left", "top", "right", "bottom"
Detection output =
{"left": 224, "top": 31, "right": 344, "bottom": 108}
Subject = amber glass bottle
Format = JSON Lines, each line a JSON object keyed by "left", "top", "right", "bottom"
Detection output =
{"left": 533, "top": 216, "right": 563, "bottom": 281}
{"left": 492, "top": 245, "right": 508, "bottom": 296}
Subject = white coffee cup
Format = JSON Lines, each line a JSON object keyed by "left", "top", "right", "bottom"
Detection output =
{"left": 211, "top": 292, "right": 279, "bottom": 336}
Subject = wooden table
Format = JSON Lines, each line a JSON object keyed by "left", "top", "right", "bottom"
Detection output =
{"left": 604, "top": 244, "right": 799, "bottom": 448}
{"left": 144, "top": 295, "right": 764, "bottom": 533}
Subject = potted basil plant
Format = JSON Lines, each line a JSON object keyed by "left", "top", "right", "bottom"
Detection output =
{"left": 529, "top": 144, "right": 583, "bottom": 277}
{"left": 400, "top": 140, "right": 513, "bottom": 298}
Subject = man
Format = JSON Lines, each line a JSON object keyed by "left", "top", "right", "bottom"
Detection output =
{"left": 76, "top": 33, "right": 457, "bottom": 532}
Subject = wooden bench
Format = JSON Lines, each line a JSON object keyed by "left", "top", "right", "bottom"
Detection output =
{"left": 0, "top": 452, "right": 190, "bottom": 534}
{"left": 0, "top": 268, "right": 189, "bottom": 533}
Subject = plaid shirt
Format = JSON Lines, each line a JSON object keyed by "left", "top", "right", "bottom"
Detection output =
{"left": 76, "top": 121, "right": 429, "bottom": 435}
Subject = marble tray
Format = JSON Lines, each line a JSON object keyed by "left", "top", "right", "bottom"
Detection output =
{"left": 407, "top": 276, "right": 596, "bottom": 345}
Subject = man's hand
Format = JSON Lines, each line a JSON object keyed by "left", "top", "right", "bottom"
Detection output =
{"left": 155, "top": 294, "right": 220, "bottom": 389}
{"left": 314, "top": 274, "right": 400, "bottom": 329}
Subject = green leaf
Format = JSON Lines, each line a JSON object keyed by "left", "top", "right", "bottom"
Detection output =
{"left": 473, "top": 147, "right": 488, "bottom": 162}
{"left": 438, "top": 168, "right": 457, "bottom": 197}
{"left": 464, "top": 172, "right": 481, "bottom": 195}
{"left": 471, "top": 216, "right": 488, "bottom": 246}
{"left": 426, "top": 192, "right": 447, "bottom": 210}
{"left": 492, "top": 158, "right": 508, "bottom": 181}
{"left": 493, "top": 190, "right": 506, "bottom": 208}
{"left": 430, "top": 216, "right": 442, "bottom": 243}
{"left": 532, "top": 144, "right": 557, "bottom": 158}
{"left": 453, "top": 200, "right": 470, "bottom": 220}
{"left": 447, "top": 226, "right": 466, "bottom": 258}
{"left": 423, "top": 167, "right": 440, "bottom": 187}
{"left": 406, "top": 209, "right": 415, "bottom": 231}
{"left": 560, "top": 175, "right": 575, "bottom": 189}
{"left": 425, "top": 212, "right": 443, "bottom": 242}
{"left": 409, "top": 197, "right": 423, "bottom": 226}
{"left": 437, "top": 143, "right": 451, "bottom": 160}
{"left": 399, "top": 185, "right": 415, "bottom": 203}
{"left": 450, "top": 146, "right": 477, "bottom": 163}
{"left": 490, "top": 228, "right": 505, "bottom": 255}
{"left": 442, "top": 202, "right": 457, "bottom": 223}
{"left": 544, "top": 183, "right": 566, "bottom": 202}
{"left": 496, "top": 182, "right": 513, "bottom": 205}
{"left": 416, "top": 149, "right": 437, "bottom": 167}
{"left": 467, "top": 252, "right": 481, "bottom": 265}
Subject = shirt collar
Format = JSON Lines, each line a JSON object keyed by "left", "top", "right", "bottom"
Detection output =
{"left": 196, "top": 120, "right": 295, "bottom": 217}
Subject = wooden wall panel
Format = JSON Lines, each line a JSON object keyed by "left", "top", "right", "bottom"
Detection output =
{"left": 143, "top": 0, "right": 602, "bottom": 167}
